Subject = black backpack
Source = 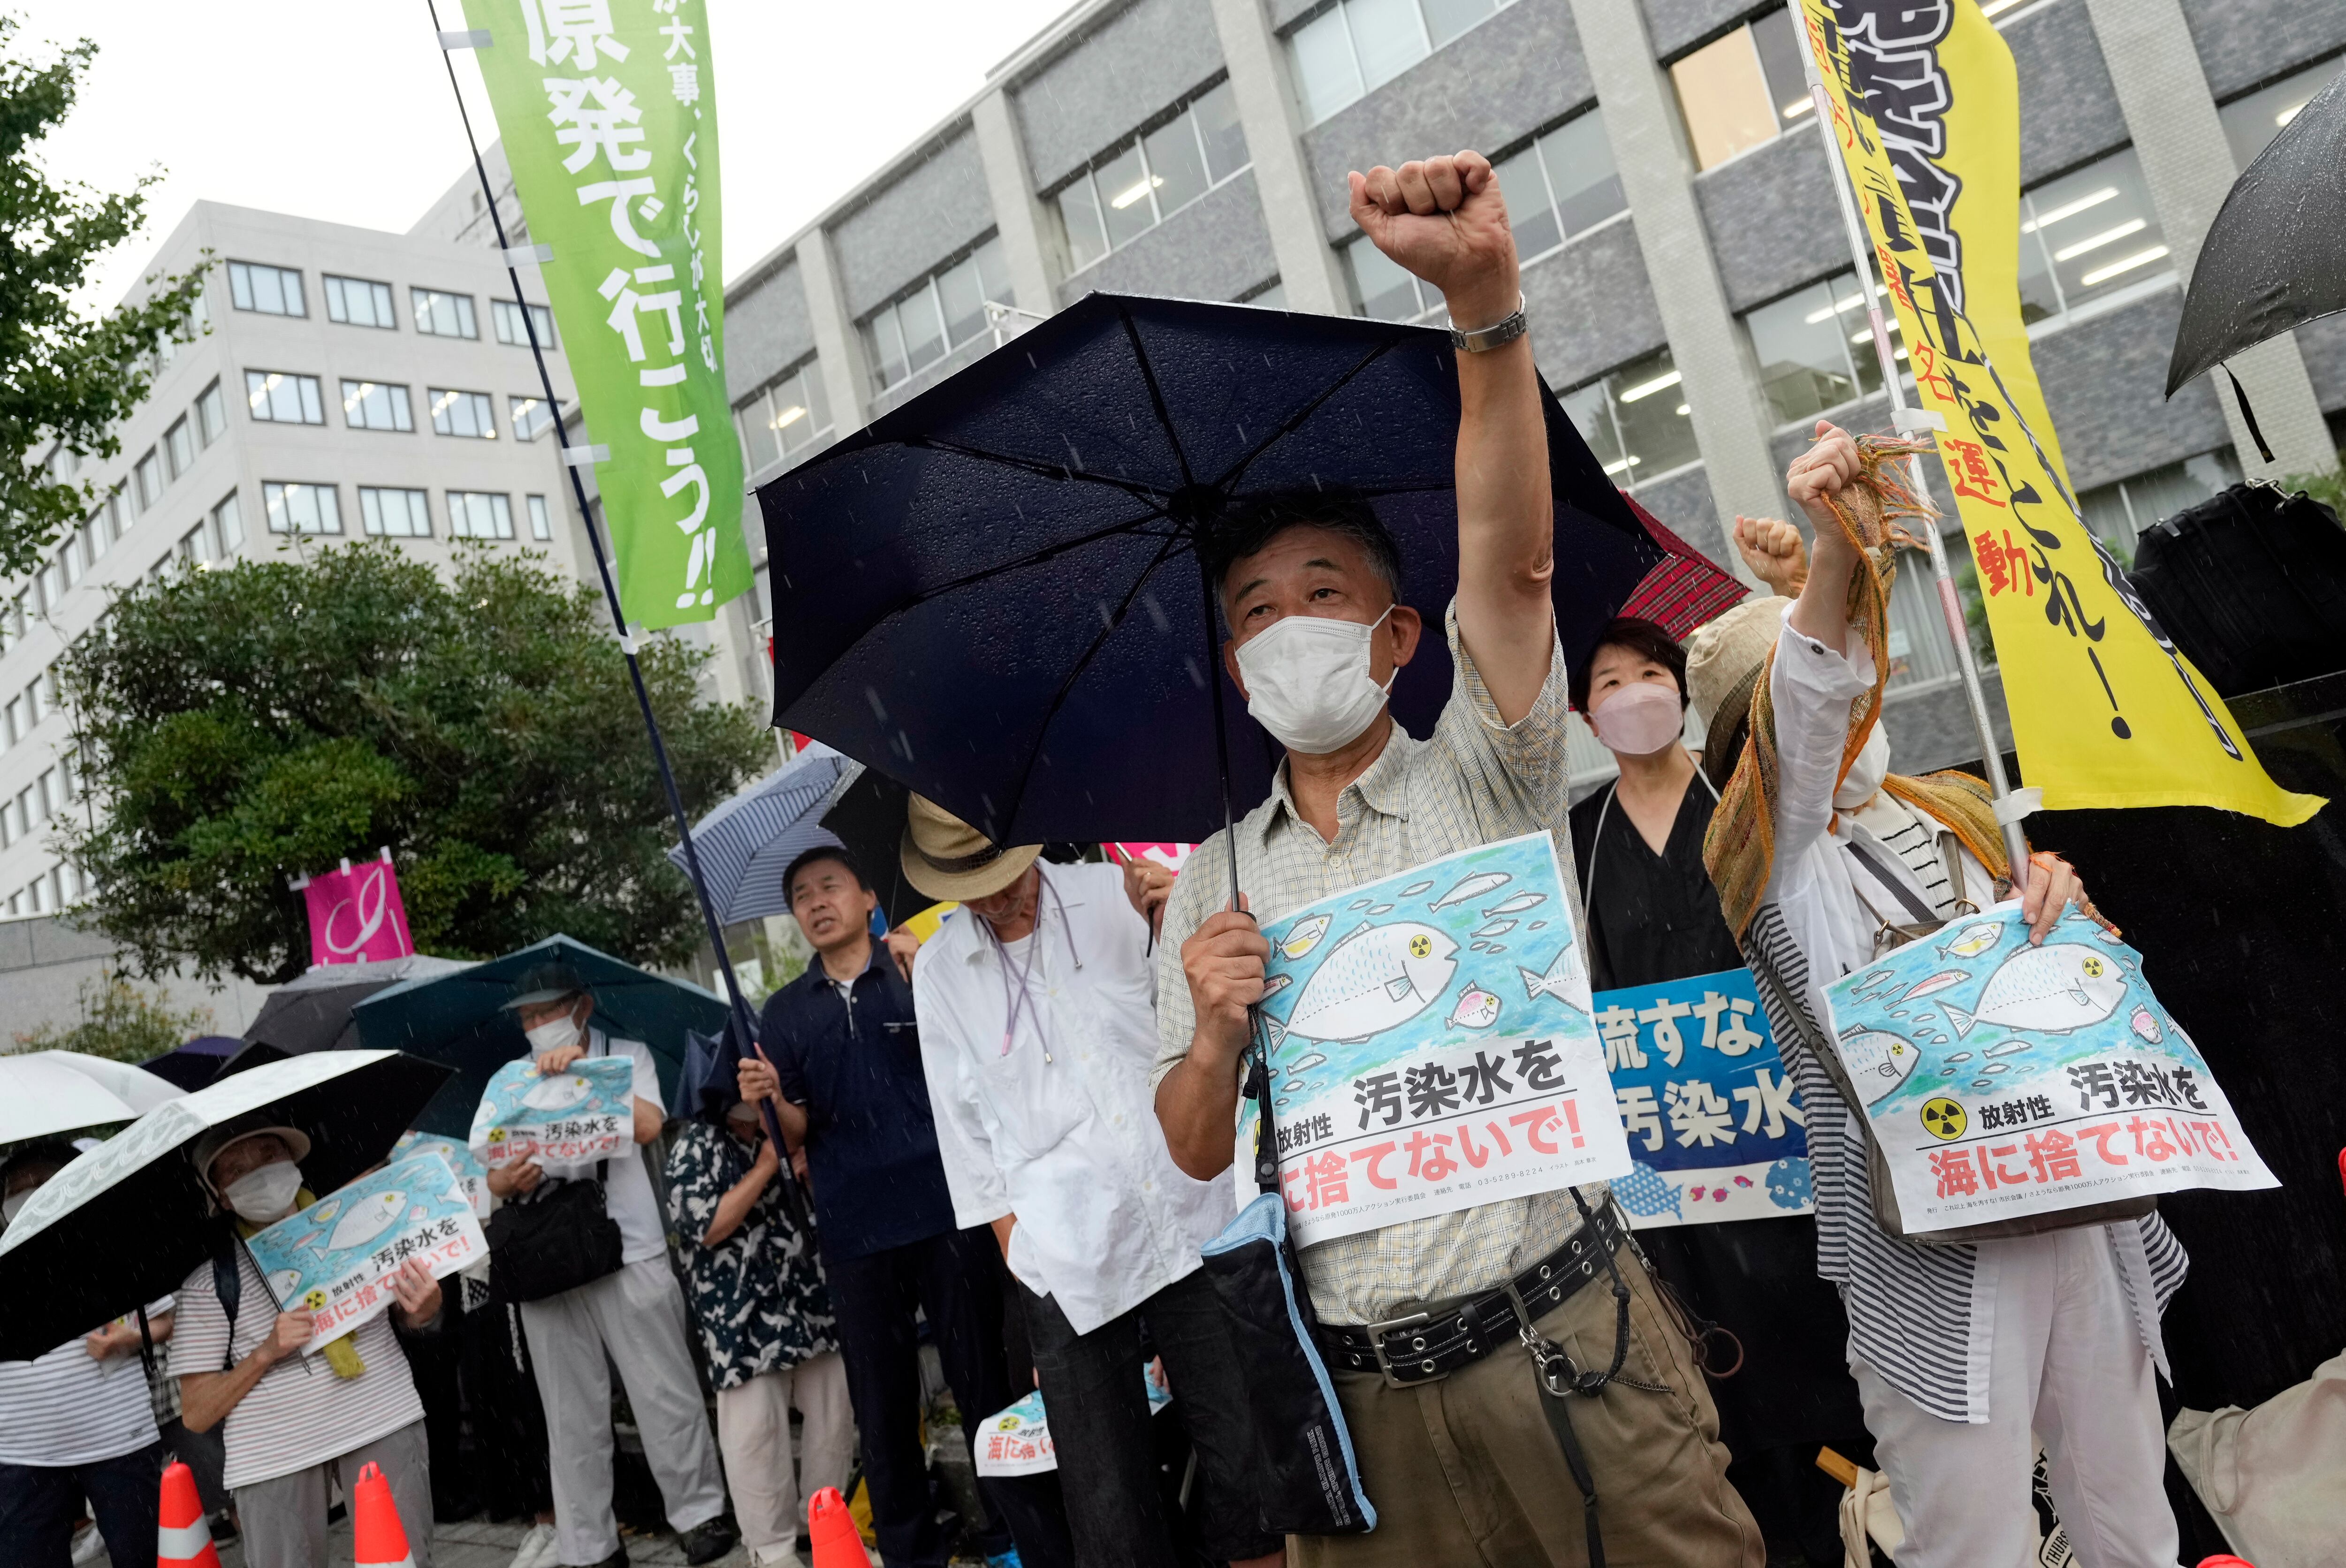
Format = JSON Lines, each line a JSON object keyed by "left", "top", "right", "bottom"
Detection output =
{"left": 2127, "top": 482, "right": 2346, "bottom": 697}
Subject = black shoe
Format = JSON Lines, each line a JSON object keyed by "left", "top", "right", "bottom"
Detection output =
{"left": 678, "top": 1519, "right": 736, "bottom": 1566}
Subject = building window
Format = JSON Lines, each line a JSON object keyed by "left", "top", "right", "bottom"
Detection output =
{"left": 429, "top": 388, "right": 498, "bottom": 439}
{"left": 1560, "top": 346, "right": 1700, "bottom": 483}
{"left": 492, "top": 299, "right": 557, "bottom": 348}
{"left": 862, "top": 237, "right": 1010, "bottom": 391}
{"left": 57, "top": 535, "right": 79, "bottom": 591}
{"left": 1290, "top": 0, "right": 1523, "bottom": 124}
{"left": 510, "top": 395, "right": 557, "bottom": 441}
{"left": 1743, "top": 268, "right": 1899, "bottom": 426}
{"left": 2076, "top": 451, "right": 2243, "bottom": 556}
{"left": 177, "top": 523, "right": 213, "bottom": 570}
{"left": 324, "top": 274, "right": 398, "bottom": 329}
{"left": 81, "top": 510, "right": 107, "bottom": 567}
{"left": 342, "top": 380, "right": 416, "bottom": 432}
{"left": 165, "top": 416, "right": 197, "bottom": 479}
{"left": 447, "top": 491, "right": 515, "bottom": 540}
{"left": 412, "top": 288, "right": 479, "bottom": 339}
{"left": 1488, "top": 109, "right": 1625, "bottom": 266}
{"left": 2219, "top": 56, "right": 2342, "bottom": 172}
{"left": 1668, "top": 11, "right": 1811, "bottom": 172}
{"left": 527, "top": 494, "right": 553, "bottom": 540}
{"left": 247, "top": 370, "right": 327, "bottom": 425}
{"left": 2017, "top": 147, "right": 2170, "bottom": 326}
{"left": 214, "top": 491, "right": 245, "bottom": 553}
{"left": 22, "top": 675, "right": 41, "bottom": 730}
{"left": 264, "top": 481, "right": 342, "bottom": 535}
{"left": 228, "top": 260, "right": 306, "bottom": 317}
{"left": 360, "top": 486, "right": 433, "bottom": 538}
{"left": 135, "top": 449, "right": 165, "bottom": 507}
{"left": 735, "top": 359, "right": 833, "bottom": 473}
{"left": 196, "top": 380, "right": 227, "bottom": 446}
{"left": 1057, "top": 81, "right": 1249, "bottom": 272}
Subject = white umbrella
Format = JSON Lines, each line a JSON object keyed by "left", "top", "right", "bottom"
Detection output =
{"left": 0, "top": 1051, "right": 185, "bottom": 1145}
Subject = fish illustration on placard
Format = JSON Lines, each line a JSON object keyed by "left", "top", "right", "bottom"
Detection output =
{"left": 2128, "top": 1005, "right": 2163, "bottom": 1044}
{"left": 520, "top": 1074, "right": 596, "bottom": 1113}
{"left": 1368, "top": 904, "right": 1394, "bottom": 915}
{"left": 1446, "top": 986, "right": 1502, "bottom": 1029}
{"left": 1482, "top": 891, "right": 1546, "bottom": 918}
{"left": 325, "top": 1189, "right": 407, "bottom": 1252}
{"left": 1835, "top": 1027, "right": 1920, "bottom": 1103}
{"left": 1265, "top": 922, "right": 1459, "bottom": 1048}
{"left": 1400, "top": 880, "right": 1434, "bottom": 897}
{"left": 1258, "top": 974, "right": 1293, "bottom": 1000}
{"left": 1936, "top": 922, "right": 2003, "bottom": 959}
{"left": 1611, "top": 1160, "right": 1683, "bottom": 1220}
{"left": 1280, "top": 913, "right": 1333, "bottom": 959}
{"left": 1429, "top": 872, "right": 1509, "bottom": 912}
{"left": 1517, "top": 942, "right": 1587, "bottom": 1013}
{"left": 1943, "top": 944, "right": 2126, "bottom": 1038}
{"left": 268, "top": 1269, "right": 304, "bottom": 1302}
{"left": 1900, "top": 971, "right": 1966, "bottom": 1004}
{"left": 1472, "top": 919, "right": 1517, "bottom": 939}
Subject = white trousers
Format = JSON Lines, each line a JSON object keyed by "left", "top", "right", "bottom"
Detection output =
{"left": 520, "top": 1258, "right": 728, "bottom": 1566}
{"left": 1851, "top": 1227, "right": 2181, "bottom": 1568}
{"left": 713, "top": 1351, "right": 855, "bottom": 1566}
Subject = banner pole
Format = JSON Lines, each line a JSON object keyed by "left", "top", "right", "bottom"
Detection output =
{"left": 1789, "top": 1, "right": 2032, "bottom": 876}
{"left": 425, "top": 2, "right": 805, "bottom": 1216}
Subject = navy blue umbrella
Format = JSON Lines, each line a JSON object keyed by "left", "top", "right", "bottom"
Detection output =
{"left": 757, "top": 293, "right": 1737, "bottom": 860}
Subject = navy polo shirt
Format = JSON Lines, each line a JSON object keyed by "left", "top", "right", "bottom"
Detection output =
{"left": 761, "top": 945, "right": 959, "bottom": 1262}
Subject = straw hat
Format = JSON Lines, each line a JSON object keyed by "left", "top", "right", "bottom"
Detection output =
{"left": 1685, "top": 595, "right": 1789, "bottom": 788}
{"left": 189, "top": 1116, "right": 314, "bottom": 1191}
{"left": 900, "top": 794, "right": 1042, "bottom": 903}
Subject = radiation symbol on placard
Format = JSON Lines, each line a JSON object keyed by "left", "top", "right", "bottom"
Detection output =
{"left": 2081, "top": 955, "right": 2105, "bottom": 979}
{"left": 1920, "top": 1098, "right": 1968, "bottom": 1141}
{"left": 998, "top": 1414, "right": 1022, "bottom": 1431}
{"left": 486, "top": 1127, "right": 506, "bottom": 1142}
{"left": 1409, "top": 934, "right": 1433, "bottom": 958}
{"left": 302, "top": 1288, "right": 327, "bottom": 1309}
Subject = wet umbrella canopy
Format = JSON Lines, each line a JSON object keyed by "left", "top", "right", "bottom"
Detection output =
{"left": 242, "top": 954, "right": 475, "bottom": 1057}
{"left": 756, "top": 293, "right": 1737, "bottom": 852}
{"left": 2168, "top": 67, "right": 2346, "bottom": 398}
{"left": 0, "top": 1050, "right": 450, "bottom": 1361}
{"left": 665, "top": 741, "right": 855, "bottom": 926}
{"left": 0, "top": 1051, "right": 184, "bottom": 1145}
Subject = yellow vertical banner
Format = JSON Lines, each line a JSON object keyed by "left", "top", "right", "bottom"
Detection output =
{"left": 1798, "top": 0, "right": 2320, "bottom": 824}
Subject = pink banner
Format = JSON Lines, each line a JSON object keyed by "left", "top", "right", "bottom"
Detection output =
{"left": 1106, "top": 842, "right": 1196, "bottom": 876}
{"left": 300, "top": 853, "right": 416, "bottom": 967}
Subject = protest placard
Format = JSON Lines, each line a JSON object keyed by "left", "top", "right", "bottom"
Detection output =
{"left": 1242, "top": 831, "right": 1630, "bottom": 1247}
{"left": 391, "top": 1132, "right": 489, "bottom": 1218}
{"left": 244, "top": 1152, "right": 487, "bottom": 1356}
{"left": 468, "top": 1055, "right": 635, "bottom": 1168}
{"left": 1596, "top": 967, "right": 1813, "bottom": 1226}
{"left": 974, "top": 1362, "right": 1171, "bottom": 1477}
{"left": 1821, "top": 904, "right": 2275, "bottom": 1233}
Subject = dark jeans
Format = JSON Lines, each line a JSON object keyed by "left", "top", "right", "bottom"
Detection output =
{"left": 1021, "top": 1268, "right": 1281, "bottom": 1568}
{"left": 0, "top": 1442, "right": 163, "bottom": 1568}
{"left": 826, "top": 1226, "right": 1074, "bottom": 1568}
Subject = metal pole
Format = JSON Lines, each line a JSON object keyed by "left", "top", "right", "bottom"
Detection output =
{"left": 1789, "top": 2, "right": 2032, "bottom": 875}
{"left": 426, "top": 5, "right": 807, "bottom": 1217}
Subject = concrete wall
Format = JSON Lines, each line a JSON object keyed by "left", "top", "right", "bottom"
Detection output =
{"left": 1060, "top": 171, "right": 1281, "bottom": 304}
{"left": 724, "top": 257, "right": 816, "bottom": 403}
{"left": 2179, "top": 0, "right": 2346, "bottom": 99}
{"left": 0, "top": 916, "right": 270, "bottom": 1044}
{"left": 1016, "top": 0, "right": 1231, "bottom": 191}
{"left": 1694, "top": 132, "right": 1846, "bottom": 314}
{"left": 830, "top": 129, "right": 996, "bottom": 318}
{"left": 1523, "top": 217, "right": 1668, "bottom": 380}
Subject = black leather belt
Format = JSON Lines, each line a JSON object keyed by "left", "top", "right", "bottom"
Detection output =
{"left": 1317, "top": 1201, "right": 1631, "bottom": 1387}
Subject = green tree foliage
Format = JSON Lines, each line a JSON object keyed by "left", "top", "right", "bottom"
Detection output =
{"left": 0, "top": 19, "right": 209, "bottom": 574}
{"left": 59, "top": 544, "right": 770, "bottom": 984}
{"left": 12, "top": 971, "right": 209, "bottom": 1063}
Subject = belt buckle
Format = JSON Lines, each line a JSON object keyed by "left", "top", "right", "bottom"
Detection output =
{"left": 1362, "top": 1310, "right": 1447, "bottom": 1388}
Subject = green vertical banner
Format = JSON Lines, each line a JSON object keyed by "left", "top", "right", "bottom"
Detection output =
{"left": 469, "top": 0, "right": 748, "bottom": 627}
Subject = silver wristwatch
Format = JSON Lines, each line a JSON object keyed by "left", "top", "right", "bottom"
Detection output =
{"left": 1449, "top": 295, "right": 1529, "bottom": 353}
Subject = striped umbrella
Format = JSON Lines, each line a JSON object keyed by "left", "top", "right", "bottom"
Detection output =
{"left": 665, "top": 742, "right": 855, "bottom": 925}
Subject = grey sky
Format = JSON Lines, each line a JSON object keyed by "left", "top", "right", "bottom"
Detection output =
{"left": 25, "top": 0, "right": 1073, "bottom": 306}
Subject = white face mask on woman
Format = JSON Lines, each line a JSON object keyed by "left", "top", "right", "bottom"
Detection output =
{"left": 221, "top": 1161, "right": 303, "bottom": 1225}
{"left": 1590, "top": 682, "right": 1684, "bottom": 757}
{"left": 1233, "top": 605, "right": 1396, "bottom": 756}
{"left": 1836, "top": 722, "right": 1892, "bottom": 810}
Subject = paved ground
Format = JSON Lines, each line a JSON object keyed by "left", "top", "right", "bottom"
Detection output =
{"left": 203, "top": 1513, "right": 753, "bottom": 1568}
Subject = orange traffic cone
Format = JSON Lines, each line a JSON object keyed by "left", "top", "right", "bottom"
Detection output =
{"left": 806, "top": 1486, "right": 871, "bottom": 1568}
{"left": 158, "top": 1461, "right": 222, "bottom": 1568}
{"left": 351, "top": 1462, "right": 416, "bottom": 1568}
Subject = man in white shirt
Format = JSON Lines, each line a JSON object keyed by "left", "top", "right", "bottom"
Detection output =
{"left": 486, "top": 963, "right": 731, "bottom": 1568}
{"left": 905, "top": 798, "right": 1283, "bottom": 1568}
{"left": 0, "top": 1142, "right": 174, "bottom": 1568}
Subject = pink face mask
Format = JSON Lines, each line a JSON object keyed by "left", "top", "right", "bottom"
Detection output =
{"left": 1590, "top": 681, "right": 1684, "bottom": 757}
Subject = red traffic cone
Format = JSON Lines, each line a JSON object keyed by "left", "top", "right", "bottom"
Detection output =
{"left": 2197, "top": 1558, "right": 2257, "bottom": 1567}
{"left": 806, "top": 1486, "right": 871, "bottom": 1568}
{"left": 351, "top": 1462, "right": 416, "bottom": 1568}
{"left": 158, "top": 1461, "right": 221, "bottom": 1568}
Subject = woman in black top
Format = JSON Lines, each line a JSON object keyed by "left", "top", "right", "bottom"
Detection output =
{"left": 1569, "top": 613, "right": 1872, "bottom": 1566}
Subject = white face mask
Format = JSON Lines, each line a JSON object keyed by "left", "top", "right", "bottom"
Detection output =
{"left": 222, "top": 1161, "right": 303, "bottom": 1225}
{"left": 1233, "top": 605, "right": 1396, "bottom": 756}
{"left": 524, "top": 1009, "right": 581, "bottom": 1056}
{"left": 1590, "top": 682, "right": 1684, "bottom": 757}
{"left": 1, "top": 1189, "right": 31, "bottom": 1224}
{"left": 1836, "top": 722, "right": 1891, "bottom": 810}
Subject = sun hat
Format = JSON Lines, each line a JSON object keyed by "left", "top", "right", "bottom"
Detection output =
{"left": 1685, "top": 595, "right": 1790, "bottom": 790}
{"left": 189, "top": 1116, "right": 314, "bottom": 1190}
{"left": 900, "top": 794, "right": 1042, "bottom": 903}
{"left": 501, "top": 960, "right": 592, "bottom": 1012}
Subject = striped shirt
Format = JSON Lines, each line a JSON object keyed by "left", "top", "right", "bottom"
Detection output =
{"left": 1153, "top": 603, "right": 1604, "bottom": 1327}
{"left": 1751, "top": 610, "right": 2187, "bottom": 1423}
{"left": 0, "top": 1299, "right": 171, "bottom": 1466}
{"left": 168, "top": 1247, "right": 424, "bottom": 1489}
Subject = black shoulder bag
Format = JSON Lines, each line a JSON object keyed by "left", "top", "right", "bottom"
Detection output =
{"left": 486, "top": 1035, "right": 627, "bottom": 1303}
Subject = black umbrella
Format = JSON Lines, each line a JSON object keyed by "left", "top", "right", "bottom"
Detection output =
{"left": 242, "top": 954, "right": 474, "bottom": 1056}
{"left": 756, "top": 293, "right": 1733, "bottom": 863}
{"left": 820, "top": 762, "right": 927, "bottom": 927}
{"left": 2167, "top": 64, "right": 2346, "bottom": 413}
{"left": 0, "top": 1050, "right": 451, "bottom": 1360}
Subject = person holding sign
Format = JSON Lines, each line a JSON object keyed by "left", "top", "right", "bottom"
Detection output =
{"left": 1151, "top": 151, "right": 1760, "bottom": 1567}
{"left": 1699, "top": 421, "right": 2188, "bottom": 1568}
{"left": 168, "top": 1118, "right": 441, "bottom": 1568}
{"left": 1566, "top": 594, "right": 1872, "bottom": 1565}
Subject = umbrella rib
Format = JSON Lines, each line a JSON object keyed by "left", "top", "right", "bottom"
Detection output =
{"left": 1211, "top": 337, "right": 1405, "bottom": 494}
{"left": 889, "top": 505, "right": 1177, "bottom": 613}
{"left": 1117, "top": 304, "right": 1199, "bottom": 491}
{"left": 901, "top": 434, "right": 1176, "bottom": 505}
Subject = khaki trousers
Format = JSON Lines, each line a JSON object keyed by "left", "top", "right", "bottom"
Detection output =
{"left": 714, "top": 1351, "right": 856, "bottom": 1567}
{"left": 1292, "top": 1246, "right": 1763, "bottom": 1568}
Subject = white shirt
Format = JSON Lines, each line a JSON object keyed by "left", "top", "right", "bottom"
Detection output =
{"left": 0, "top": 1298, "right": 171, "bottom": 1467}
{"left": 533, "top": 1029, "right": 667, "bottom": 1266}
{"left": 915, "top": 860, "right": 1231, "bottom": 1334}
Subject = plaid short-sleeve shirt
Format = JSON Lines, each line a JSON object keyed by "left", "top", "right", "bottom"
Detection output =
{"left": 1152, "top": 601, "right": 1603, "bottom": 1326}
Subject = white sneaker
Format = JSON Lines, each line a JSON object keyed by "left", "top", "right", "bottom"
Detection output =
{"left": 508, "top": 1522, "right": 558, "bottom": 1568}
{"left": 69, "top": 1525, "right": 106, "bottom": 1567}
